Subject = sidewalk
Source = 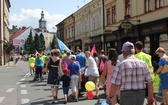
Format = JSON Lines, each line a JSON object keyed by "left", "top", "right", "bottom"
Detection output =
{"left": 0, "top": 61, "right": 17, "bottom": 68}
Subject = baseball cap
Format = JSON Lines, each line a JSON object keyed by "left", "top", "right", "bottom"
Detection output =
{"left": 122, "top": 41, "right": 135, "bottom": 51}
{"left": 63, "top": 68, "right": 69, "bottom": 73}
{"left": 70, "top": 55, "right": 76, "bottom": 60}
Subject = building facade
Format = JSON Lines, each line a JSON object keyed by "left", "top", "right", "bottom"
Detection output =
{"left": 64, "top": 14, "right": 75, "bottom": 50}
{"left": 103, "top": 0, "right": 168, "bottom": 61}
{"left": 0, "top": 0, "right": 11, "bottom": 65}
{"left": 56, "top": 0, "right": 104, "bottom": 52}
{"left": 56, "top": 0, "right": 168, "bottom": 59}
{"left": 10, "top": 27, "right": 36, "bottom": 54}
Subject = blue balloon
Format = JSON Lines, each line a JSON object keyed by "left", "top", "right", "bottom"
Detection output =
{"left": 101, "top": 99, "right": 108, "bottom": 105}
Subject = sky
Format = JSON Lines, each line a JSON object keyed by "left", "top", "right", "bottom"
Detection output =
{"left": 9, "top": 0, "right": 92, "bottom": 32}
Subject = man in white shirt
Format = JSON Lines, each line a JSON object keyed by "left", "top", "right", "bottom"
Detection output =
{"left": 118, "top": 53, "right": 124, "bottom": 62}
{"left": 84, "top": 51, "right": 99, "bottom": 99}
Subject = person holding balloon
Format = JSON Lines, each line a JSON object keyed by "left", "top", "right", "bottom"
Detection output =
{"left": 98, "top": 48, "right": 120, "bottom": 105}
{"left": 28, "top": 54, "right": 35, "bottom": 76}
{"left": 84, "top": 51, "right": 100, "bottom": 99}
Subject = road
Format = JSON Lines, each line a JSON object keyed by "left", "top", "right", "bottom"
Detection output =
{"left": 0, "top": 61, "right": 163, "bottom": 105}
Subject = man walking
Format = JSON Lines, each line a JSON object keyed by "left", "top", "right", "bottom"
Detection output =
{"left": 85, "top": 51, "right": 99, "bottom": 99}
{"left": 76, "top": 49, "right": 86, "bottom": 73}
{"left": 135, "top": 41, "right": 158, "bottom": 105}
{"left": 106, "top": 41, "right": 154, "bottom": 105}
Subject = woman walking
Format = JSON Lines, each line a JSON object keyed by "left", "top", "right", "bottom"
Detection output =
{"left": 46, "top": 49, "right": 63, "bottom": 103}
{"left": 155, "top": 47, "right": 168, "bottom": 105}
{"left": 98, "top": 48, "right": 120, "bottom": 105}
{"left": 35, "top": 53, "right": 43, "bottom": 82}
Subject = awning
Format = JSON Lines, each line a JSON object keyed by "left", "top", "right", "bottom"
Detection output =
{"left": 5, "top": 43, "right": 15, "bottom": 53}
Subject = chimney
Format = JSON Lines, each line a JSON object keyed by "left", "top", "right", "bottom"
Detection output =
{"left": 22, "top": 26, "right": 26, "bottom": 30}
{"left": 12, "top": 25, "right": 16, "bottom": 29}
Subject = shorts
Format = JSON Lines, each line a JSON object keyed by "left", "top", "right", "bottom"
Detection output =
{"left": 88, "top": 75, "right": 99, "bottom": 85}
{"left": 71, "top": 75, "right": 79, "bottom": 93}
{"left": 63, "top": 87, "right": 69, "bottom": 94}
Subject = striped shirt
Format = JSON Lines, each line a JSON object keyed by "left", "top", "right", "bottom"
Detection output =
{"left": 111, "top": 55, "right": 153, "bottom": 91}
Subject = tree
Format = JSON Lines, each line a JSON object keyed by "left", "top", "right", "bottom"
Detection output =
{"left": 34, "top": 33, "right": 41, "bottom": 52}
{"left": 26, "top": 30, "right": 35, "bottom": 54}
{"left": 24, "top": 39, "right": 28, "bottom": 51}
{"left": 39, "top": 33, "right": 45, "bottom": 51}
{"left": 50, "top": 35, "right": 56, "bottom": 49}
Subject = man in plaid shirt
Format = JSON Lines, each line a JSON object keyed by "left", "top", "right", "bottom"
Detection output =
{"left": 106, "top": 41, "right": 154, "bottom": 105}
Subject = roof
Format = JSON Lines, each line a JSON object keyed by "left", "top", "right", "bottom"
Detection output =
{"left": 10, "top": 27, "right": 29, "bottom": 40}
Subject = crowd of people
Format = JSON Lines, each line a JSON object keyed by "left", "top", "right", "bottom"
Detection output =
{"left": 27, "top": 41, "right": 168, "bottom": 105}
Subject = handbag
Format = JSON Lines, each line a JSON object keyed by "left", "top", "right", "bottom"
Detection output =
{"left": 161, "top": 57, "right": 168, "bottom": 74}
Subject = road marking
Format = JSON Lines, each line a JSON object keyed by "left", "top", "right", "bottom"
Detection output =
{"left": 6, "top": 88, "right": 15, "bottom": 92}
{"left": 20, "top": 84, "right": 26, "bottom": 88}
{"left": 24, "top": 72, "right": 30, "bottom": 77}
{"left": 16, "top": 82, "right": 21, "bottom": 85}
{"left": 0, "top": 97, "right": 5, "bottom": 103}
{"left": 21, "top": 99, "right": 30, "bottom": 105}
{"left": 21, "top": 90, "right": 27, "bottom": 94}
{"left": 20, "top": 78, "right": 25, "bottom": 81}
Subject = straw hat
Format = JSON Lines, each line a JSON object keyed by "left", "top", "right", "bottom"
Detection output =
{"left": 155, "top": 47, "right": 165, "bottom": 54}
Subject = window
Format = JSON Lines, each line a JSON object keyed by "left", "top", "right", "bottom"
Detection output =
{"left": 112, "top": 6, "right": 116, "bottom": 24}
{"left": 71, "top": 26, "right": 74, "bottom": 37}
{"left": 106, "top": 8, "right": 110, "bottom": 25}
{"left": 85, "top": 21, "right": 87, "bottom": 32}
{"left": 68, "top": 27, "right": 70, "bottom": 38}
{"left": 155, "top": 0, "right": 163, "bottom": 9}
{"left": 93, "top": 18, "right": 96, "bottom": 29}
{"left": 125, "top": 0, "right": 130, "bottom": 15}
{"left": 145, "top": 0, "right": 152, "bottom": 12}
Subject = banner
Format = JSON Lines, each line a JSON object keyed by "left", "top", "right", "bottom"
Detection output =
{"left": 90, "top": 44, "right": 96, "bottom": 56}
{"left": 56, "top": 37, "right": 70, "bottom": 52}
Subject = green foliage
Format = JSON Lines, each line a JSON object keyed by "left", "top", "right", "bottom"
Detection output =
{"left": 24, "top": 30, "right": 46, "bottom": 54}
{"left": 39, "top": 33, "right": 46, "bottom": 51}
{"left": 25, "top": 30, "right": 35, "bottom": 54}
{"left": 50, "top": 35, "right": 56, "bottom": 49}
{"left": 34, "top": 33, "right": 41, "bottom": 52}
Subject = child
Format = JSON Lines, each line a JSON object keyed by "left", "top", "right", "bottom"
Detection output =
{"left": 61, "top": 68, "right": 71, "bottom": 104}
{"left": 68, "top": 55, "right": 81, "bottom": 102}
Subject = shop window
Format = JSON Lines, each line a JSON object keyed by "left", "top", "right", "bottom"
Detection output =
{"left": 155, "top": 0, "right": 163, "bottom": 9}
{"left": 145, "top": 0, "right": 152, "bottom": 12}
{"left": 106, "top": 8, "right": 110, "bottom": 25}
{"left": 144, "top": 36, "right": 150, "bottom": 54}
{"left": 125, "top": 0, "right": 130, "bottom": 16}
{"left": 112, "top": 6, "right": 116, "bottom": 24}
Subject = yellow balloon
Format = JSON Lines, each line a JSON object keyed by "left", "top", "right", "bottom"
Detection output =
{"left": 30, "top": 63, "right": 35, "bottom": 68}
{"left": 85, "top": 81, "right": 95, "bottom": 91}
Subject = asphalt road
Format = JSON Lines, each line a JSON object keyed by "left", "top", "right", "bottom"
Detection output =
{"left": 0, "top": 61, "right": 162, "bottom": 105}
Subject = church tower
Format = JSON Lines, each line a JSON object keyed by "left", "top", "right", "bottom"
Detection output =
{"left": 39, "top": 10, "right": 47, "bottom": 30}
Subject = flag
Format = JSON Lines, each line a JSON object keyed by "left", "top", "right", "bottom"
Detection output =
{"left": 90, "top": 44, "right": 96, "bottom": 56}
{"left": 56, "top": 37, "right": 70, "bottom": 52}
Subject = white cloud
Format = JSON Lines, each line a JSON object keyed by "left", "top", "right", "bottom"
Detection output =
{"left": 9, "top": 8, "right": 67, "bottom": 32}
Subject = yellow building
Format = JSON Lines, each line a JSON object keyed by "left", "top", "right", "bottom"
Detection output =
{"left": 0, "top": 0, "right": 12, "bottom": 65}
{"left": 56, "top": 0, "right": 168, "bottom": 58}
{"left": 104, "top": 0, "right": 168, "bottom": 61}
